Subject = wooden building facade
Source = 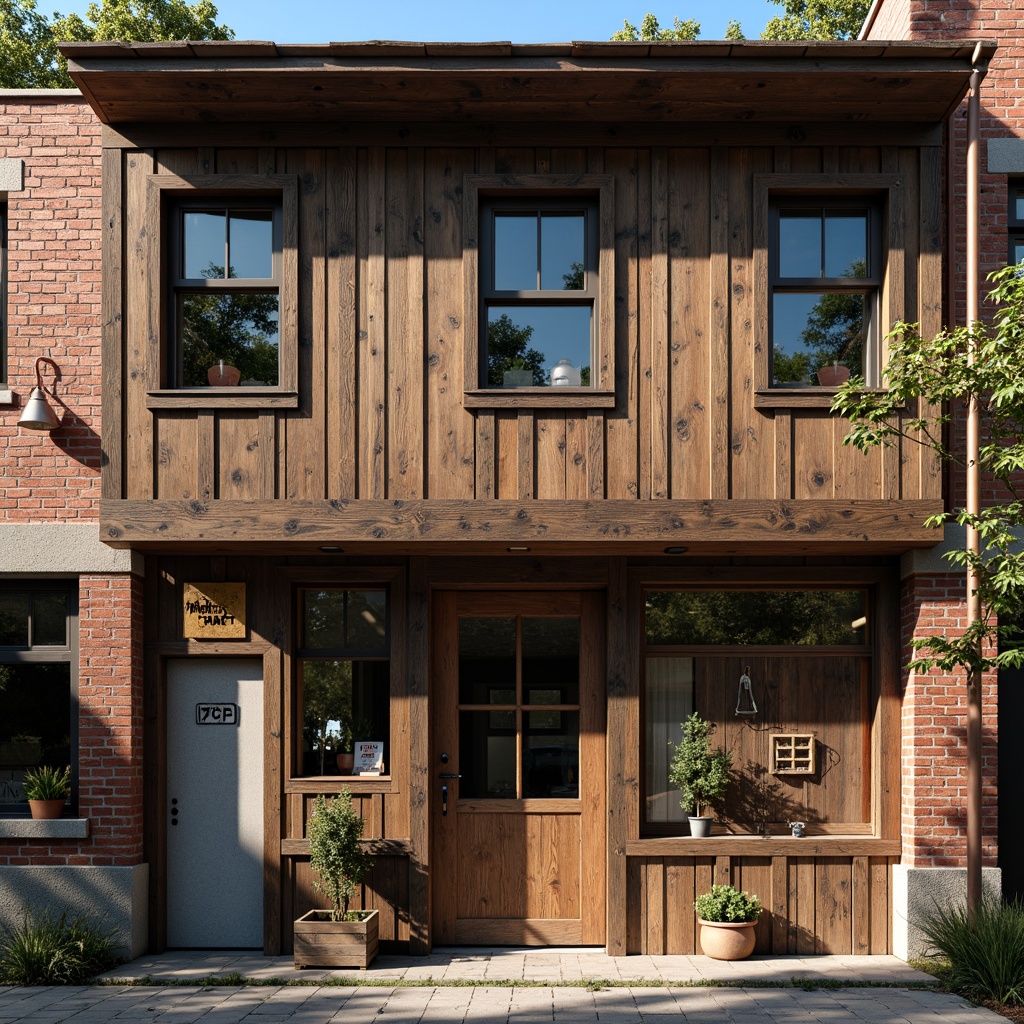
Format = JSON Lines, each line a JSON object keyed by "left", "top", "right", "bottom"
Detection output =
{"left": 62, "top": 39, "right": 989, "bottom": 957}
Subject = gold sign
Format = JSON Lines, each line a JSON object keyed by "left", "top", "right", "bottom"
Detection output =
{"left": 183, "top": 582, "right": 246, "bottom": 639}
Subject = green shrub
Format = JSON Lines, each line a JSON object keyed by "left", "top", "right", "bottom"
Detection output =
{"left": 22, "top": 765, "right": 70, "bottom": 801}
{"left": 0, "top": 912, "right": 118, "bottom": 985}
{"left": 694, "top": 884, "right": 762, "bottom": 923}
{"left": 921, "top": 898, "right": 1024, "bottom": 1006}
{"left": 308, "top": 788, "right": 374, "bottom": 922}
{"left": 668, "top": 713, "right": 732, "bottom": 817}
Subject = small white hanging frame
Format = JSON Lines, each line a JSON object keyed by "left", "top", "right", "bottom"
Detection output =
{"left": 735, "top": 665, "right": 758, "bottom": 716}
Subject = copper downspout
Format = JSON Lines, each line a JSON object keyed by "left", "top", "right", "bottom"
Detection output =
{"left": 966, "top": 55, "right": 982, "bottom": 918}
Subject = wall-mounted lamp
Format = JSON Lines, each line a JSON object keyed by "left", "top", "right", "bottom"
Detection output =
{"left": 18, "top": 357, "right": 62, "bottom": 432}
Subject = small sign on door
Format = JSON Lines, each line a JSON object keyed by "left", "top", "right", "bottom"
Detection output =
{"left": 195, "top": 703, "right": 239, "bottom": 726}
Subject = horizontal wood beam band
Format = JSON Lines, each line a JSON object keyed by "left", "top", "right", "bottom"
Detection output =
{"left": 625, "top": 837, "right": 901, "bottom": 857}
{"left": 100, "top": 498, "right": 942, "bottom": 548}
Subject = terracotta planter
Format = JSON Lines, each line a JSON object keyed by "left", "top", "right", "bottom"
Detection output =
{"left": 208, "top": 363, "right": 241, "bottom": 386}
{"left": 697, "top": 918, "right": 758, "bottom": 960}
{"left": 816, "top": 364, "right": 851, "bottom": 387}
{"left": 688, "top": 816, "right": 712, "bottom": 837}
{"left": 336, "top": 753, "right": 354, "bottom": 774}
{"left": 28, "top": 798, "right": 65, "bottom": 820}
{"left": 294, "top": 908, "right": 379, "bottom": 969}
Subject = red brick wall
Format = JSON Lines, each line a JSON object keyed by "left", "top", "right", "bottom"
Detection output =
{"left": 0, "top": 574, "right": 144, "bottom": 867}
{"left": 0, "top": 94, "right": 102, "bottom": 522}
{"left": 900, "top": 572, "right": 998, "bottom": 867}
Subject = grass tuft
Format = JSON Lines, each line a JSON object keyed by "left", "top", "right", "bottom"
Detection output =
{"left": 0, "top": 912, "right": 120, "bottom": 986}
{"left": 921, "top": 898, "right": 1024, "bottom": 1006}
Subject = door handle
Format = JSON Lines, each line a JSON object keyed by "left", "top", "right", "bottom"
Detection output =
{"left": 439, "top": 773, "right": 462, "bottom": 779}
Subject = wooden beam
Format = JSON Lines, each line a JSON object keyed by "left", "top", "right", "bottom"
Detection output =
{"left": 100, "top": 497, "right": 942, "bottom": 548}
{"left": 625, "top": 837, "right": 902, "bottom": 856}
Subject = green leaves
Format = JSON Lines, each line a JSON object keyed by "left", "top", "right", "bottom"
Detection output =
{"left": 694, "top": 884, "right": 762, "bottom": 923}
{"left": 668, "top": 712, "right": 732, "bottom": 817}
{"left": 308, "top": 789, "right": 373, "bottom": 922}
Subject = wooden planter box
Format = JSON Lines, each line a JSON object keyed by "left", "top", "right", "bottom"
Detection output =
{"left": 293, "top": 909, "right": 379, "bottom": 969}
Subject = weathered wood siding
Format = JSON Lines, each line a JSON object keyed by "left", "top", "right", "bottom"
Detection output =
{"left": 110, "top": 142, "right": 941, "bottom": 506}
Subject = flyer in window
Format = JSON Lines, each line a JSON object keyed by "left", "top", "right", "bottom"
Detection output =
{"left": 354, "top": 741, "right": 385, "bottom": 775}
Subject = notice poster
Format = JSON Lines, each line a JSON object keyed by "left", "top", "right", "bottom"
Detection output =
{"left": 354, "top": 741, "right": 385, "bottom": 775}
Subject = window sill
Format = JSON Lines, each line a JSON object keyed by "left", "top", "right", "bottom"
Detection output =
{"left": 146, "top": 389, "right": 299, "bottom": 410}
{"left": 754, "top": 388, "right": 844, "bottom": 409}
{"left": 0, "top": 818, "right": 90, "bottom": 840}
{"left": 464, "top": 389, "right": 616, "bottom": 409}
{"left": 284, "top": 777, "right": 395, "bottom": 795}
{"left": 626, "top": 835, "right": 898, "bottom": 857}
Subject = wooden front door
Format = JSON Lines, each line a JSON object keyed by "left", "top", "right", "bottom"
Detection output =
{"left": 432, "top": 591, "right": 606, "bottom": 946}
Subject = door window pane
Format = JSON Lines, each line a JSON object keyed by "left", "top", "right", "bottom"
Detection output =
{"left": 459, "top": 618, "right": 516, "bottom": 704}
{"left": 522, "top": 617, "right": 579, "bottom": 705}
{"left": 524, "top": 713, "right": 579, "bottom": 798}
{"left": 459, "top": 710, "right": 517, "bottom": 798}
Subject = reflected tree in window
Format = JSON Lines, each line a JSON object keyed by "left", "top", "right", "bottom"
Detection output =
{"left": 181, "top": 262, "right": 280, "bottom": 386}
{"left": 486, "top": 313, "right": 546, "bottom": 386}
{"left": 800, "top": 259, "right": 867, "bottom": 377}
{"left": 302, "top": 661, "right": 352, "bottom": 776}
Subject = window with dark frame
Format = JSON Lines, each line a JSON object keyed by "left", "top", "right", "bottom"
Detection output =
{"left": 295, "top": 588, "right": 391, "bottom": 778}
{"left": 769, "top": 198, "right": 883, "bottom": 389}
{"left": 1009, "top": 181, "right": 1024, "bottom": 266}
{"left": 479, "top": 197, "right": 599, "bottom": 390}
{"left": 168, "top": 199, "right": 283, "bottom": 389}
{"left": 0, "top": 583, "right": 78, "bottom": 817}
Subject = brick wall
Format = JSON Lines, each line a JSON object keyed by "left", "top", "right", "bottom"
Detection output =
{"left": 0, "top": 93, "right": 102, "bottom": 522}
{"left": 900, "top": 572, "right": 998, "bottom": 867}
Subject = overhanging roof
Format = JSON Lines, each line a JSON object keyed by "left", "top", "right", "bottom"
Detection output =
{"left": 60, "top": 39, "right": 994, "bottom": 126}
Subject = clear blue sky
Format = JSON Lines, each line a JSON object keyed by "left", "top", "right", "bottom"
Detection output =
{"left": 58, "top": 1, "right": 782, "bottom": 44}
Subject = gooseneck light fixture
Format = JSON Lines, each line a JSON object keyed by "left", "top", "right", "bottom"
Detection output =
{"left": 18, "top": 356, "right": 62, "bottom": 431}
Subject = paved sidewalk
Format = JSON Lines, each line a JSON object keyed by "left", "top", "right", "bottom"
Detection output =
{"left": 0, "top": 949, "right": 1007, "bottom": 1024}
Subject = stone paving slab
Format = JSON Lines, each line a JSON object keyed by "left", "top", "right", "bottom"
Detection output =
{"left": 0, "top": 983, "right": 1006, "bottom": 1023}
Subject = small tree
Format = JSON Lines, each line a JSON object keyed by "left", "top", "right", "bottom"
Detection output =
{"left": 668, "top": 712, "right": 733, "bottom": 817}
{"left": 308, "top": 789, "right": 373, "bottom": 922}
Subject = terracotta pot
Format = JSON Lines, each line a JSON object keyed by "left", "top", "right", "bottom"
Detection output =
{"left": 698, "top": 918, "right": 758, "bottom": 960}
{"left": 208, "top": 363, "right": 241, "bottom": 386}
{"left": 336, "top": 753, "right": 354, "bottom": 774}
{"left": 688, "top": 816, "right": 712, "bottom": 838}
{"left": 29, "top": 798, "right": 65, "bottom": 820}
{"left": 816, "top": 364, "right": 851, "bottom": 387}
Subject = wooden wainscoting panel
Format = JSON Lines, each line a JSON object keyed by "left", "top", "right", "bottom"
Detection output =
{"left": 815, "top": 857, "right": 853, "bottom": 954}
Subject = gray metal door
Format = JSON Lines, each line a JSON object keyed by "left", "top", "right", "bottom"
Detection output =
{"left": 166, "top": 658, "right": 264, "bottom": 948}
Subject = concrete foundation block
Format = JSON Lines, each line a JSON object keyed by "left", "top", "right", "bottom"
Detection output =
{"left": 892, "top": 864, "right": 1002, "bottom": 961}
{"left": 0, "top": 863, "right": 148, "bottom": 958}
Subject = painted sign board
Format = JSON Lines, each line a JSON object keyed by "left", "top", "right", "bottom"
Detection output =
{"left": 196, "top": 703, "right": 239, "bottom": 725}
{"left": 183, "top": 582, "right": 246, "bottom": 639}
{"left": 354, "top": 741, "right": 385, "bottom": 775}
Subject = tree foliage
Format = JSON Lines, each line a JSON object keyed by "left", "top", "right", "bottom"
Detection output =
{"left": 611, "top": 11, "right": 700, "bottom": 40}
{"left": 761, "top": 0, "right": 870, "bottom": 39}
{"left": 486, "top": 313, "right": 546, "bottom": 387}
{"left": 1, "top": 0, "right": 232, "bottom": 88}
{"left": 308, "top": 789, "right": 373, "bottom": 921}
{"left": 668, "top": 712, "right": 733, "bottom": 817}
{"left": 832, "top": 265, "right": 1024, "bottom": 678}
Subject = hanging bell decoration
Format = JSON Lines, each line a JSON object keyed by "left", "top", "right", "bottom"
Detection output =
{"left": 735, "top": 666, "right": 758, "bottom": 717}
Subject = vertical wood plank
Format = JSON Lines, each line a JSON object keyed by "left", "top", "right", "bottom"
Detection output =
{"left": 796, "top": 859, "right": 816, "bottom": 954}
{"left": 535, "top": 413, "right": 565, "bottom": 499}
{"left": 665, "top": 860, "right": 694, "bottom": 954}
{"left": 771, "top": 855, "right": 789, "bottom": 954}
{"left": 425, "top": 149, "right": 475, "bottom": 499}
{"left": 669, "top": 148, "right": 712, "bottom": 500}
{"left": 870, "top": 858, "right": 891, "bottom": 954}
{"left": 605, "top": 149, "right": 639, "bottom": 500}
{"left": 127, "top": 150, "right": 155, "bottom": 499}
{"left": 101, "top": 147, "right": 124, "bottom": 500}
{"left": 852, "top": 855, "right": 870, "bottom": 955}
{"left": 918, "top": 145, "right": 944, "bottom": 499}
{"left": 774, "top": 411, "right": 792, "bottom": 500}
{"left": 650, "top": 146, "right": 669, "bottom": 500}
{"left": 197, "top": 410, "right": 214, "bottom": 502}
{"left": 154, "top": 413, "right": 198, "bottom": 500}
{"left": 284, "top": 150, "right": 326, "bottom": 499}
{"left": 709, "top": 148, "right": 730, "bottom": 498}
{"left": 580, "top": 589, "right": 607, "bottom": 945}
{"left": 816, "top": 858, "right": 852, "bottom": 954}
{"left": 714, "top": 855, "right": 731, "bottom": 887}
{"left": 625, "top": 857, "right": 643, "bottom": 954}
{"left": 327, "top": 147, "right": 357, "bottom": 497}
{"left": 605, "top": 558, "right": 631, "bottom": 955}
{"left": 517, "top": 411, "right": 534, "bottom": 499}
{"left": 359, "top": 147, "right": 387, "bottom": 499}
{"left": 881, "top": 146, "right": 904, "bottom": 500}
{"left": 645, "top": 860, "right": 665, "bottom": 954}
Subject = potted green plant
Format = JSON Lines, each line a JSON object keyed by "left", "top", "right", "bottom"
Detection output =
{"left": 694, "top": 884, "right": 762, "bottom": 960}
{"left": 668, "top": 712, "right": 732, "bottom": 837}
{"left": 294, "top": 788, "right": 378, "bottom": 968}
{"left": 22, "top": 765, "right": 70, "bottom": 819}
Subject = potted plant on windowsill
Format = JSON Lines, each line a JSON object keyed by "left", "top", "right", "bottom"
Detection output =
{"left": 694, "top": 884, "right": 762, "bottom": 960}
{"left": 294, "top": 788, "right": 378, "bottom": 969}
{"left": 668, "top": 712, "right": 732, "bottom": 837}
{"left": 22, "top": 765, "right": 70, "bottom": 820}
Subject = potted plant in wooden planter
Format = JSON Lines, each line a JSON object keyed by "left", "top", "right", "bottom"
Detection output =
{"left": 694, "top": 884, "right": 762, "bottom": 960}
{"left": 294, "top": 788, "right": 378, "bottom": 969}
{"left": 668, "top": 712, "right": 732, "bottom": 837}
{"left": 22, "top": 765, "right": 70, "bottom": 819}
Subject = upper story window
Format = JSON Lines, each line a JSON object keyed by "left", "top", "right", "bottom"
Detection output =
{"left": 770, "top": 198, "right": 882, "bottom": 389}
{"left": 147, "top": 174, "right": 298, "bottom": 409}
{"left": 170, "top": 200, "right": 282, "bottom": 388}
{"left": 0, "top": 583, "right": 78, "bottom": 817}
{"left": 480, "top": 198, "right": 598, "bottom": 390}
{"left": 463, "top": 175, "right": 615, "bottom": 409}
{"left": 1009, "top": 182, "right": 1024, "bottom": 265}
